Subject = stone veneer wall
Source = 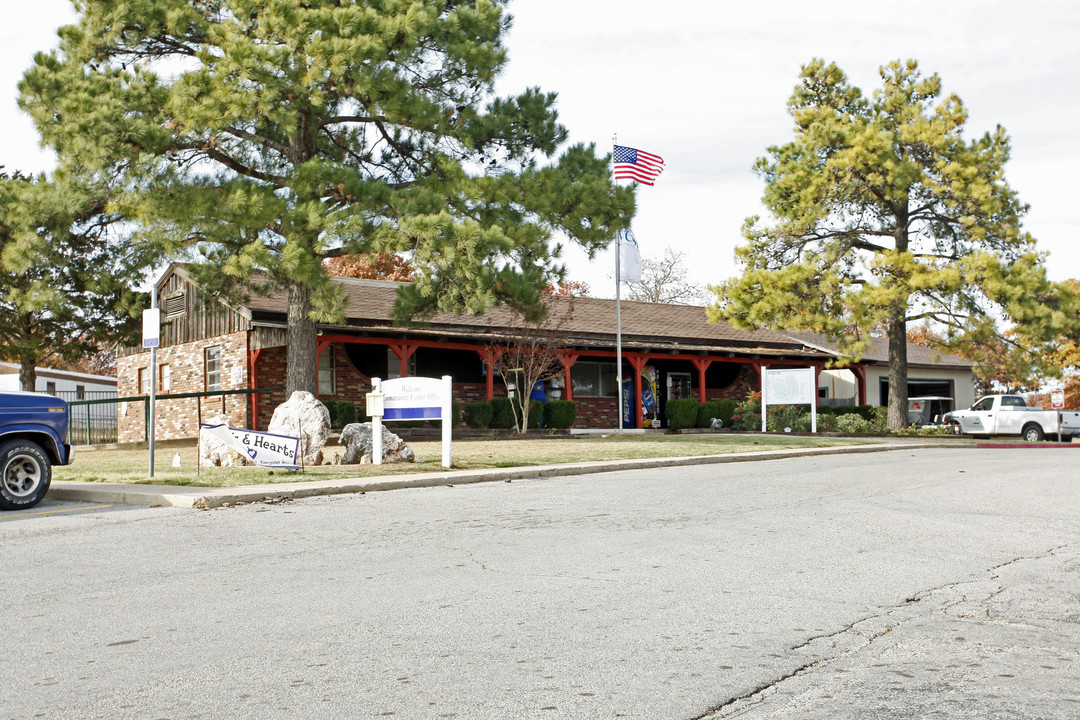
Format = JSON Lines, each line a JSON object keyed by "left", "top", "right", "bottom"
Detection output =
{"left": 116, "top": 331, "right": 249, "bottom": 443}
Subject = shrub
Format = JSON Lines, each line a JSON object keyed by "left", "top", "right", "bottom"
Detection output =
{"left": 528, "top": 399, "right": 543, "bottom": 429}
{"left": 463, "top": 401, "right": 493, "bottom": 429}
{"left": 836, "top": 413, "right": 873, "bottom": 433}
{"left": 766, "top": 404, "right": 810, "bottom": 432}
{"left": 666, "top": 397, "right": 700, "bottom": 430}
{"left": 544, "top": 400, "right": 578, "bottom": 429}
{"left": 816, "top": 412, "right": 839, "bottom": 432}
{"left": 715, "top": 398, "right": 737, "bottom": 428}
{"left": 450, "top": 400, "right": 462, "bottom": 428}
{"left": 691, "top": 399, "right": 734, "bottom": 427}
{"left": 489, "top": 397, "right": 516, "bottom": 429}
{"left": 323, "top": 400, "right": 356, "bottom": 430}
{"left": 732, "top": 394, "right": 762, "bottom": 431}
{"left": 792, "top": 413, "right": 814, "bottom": 433}
{"left": 870, "top": 405, "right": 888, "bottom": 430}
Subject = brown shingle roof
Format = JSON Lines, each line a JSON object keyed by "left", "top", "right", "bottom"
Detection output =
{"left": 243, "top": 276, "right": 829, "bottom": 359}
{"left": 781, "top": 331, "right": 973, "bottom": 369}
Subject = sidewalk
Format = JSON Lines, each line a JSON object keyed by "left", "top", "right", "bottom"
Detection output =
{"left": 47, "top": 440, "right": 956, "bottom": 510}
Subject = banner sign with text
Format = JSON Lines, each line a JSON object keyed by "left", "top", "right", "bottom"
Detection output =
{"left": 199, "top": 423, "right": 300, "bottom": 469}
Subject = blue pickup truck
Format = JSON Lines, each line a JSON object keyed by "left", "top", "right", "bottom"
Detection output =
{"left": 0, "top": 391, "right": 73, "bottom": 510}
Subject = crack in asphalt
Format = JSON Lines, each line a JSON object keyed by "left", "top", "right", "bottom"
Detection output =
{"left": 692, "top": 544, "right": 1072, "bottom": 719}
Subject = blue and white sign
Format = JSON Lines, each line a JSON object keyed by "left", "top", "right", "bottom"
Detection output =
{"left": 371, "top": 375, "right": 453, "bottom": 467}
{"left": 142, "top": 307, "right": 160, "bottom": 348}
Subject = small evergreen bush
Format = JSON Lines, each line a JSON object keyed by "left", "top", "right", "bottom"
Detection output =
{"left": 836, "top": 413, "right": 873, "bottom": 433}
{"left": 544, "top": 400, "right": 578, "bottom": 429}
{"left": 323, "top": 400, "right": 356, "bottom": 429}
{"left": 666, "top": 397, "right": 700, "bottom": 430}
{"left": 489, "top": 397, "right": 516, "bottom": 429}
{"left": 528, "top": 399, "right": 543, "bottom": 429}
{"left": 463, "top": 401, "right": 493, "bottom": 429}
{"left": 696, "top": 400, "right": 722, "bottom": 428}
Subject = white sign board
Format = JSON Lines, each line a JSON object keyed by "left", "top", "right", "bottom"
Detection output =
{"left": 372, "top": 375, "right": 453, "bottom": 467}
{"left": 761, "top": 367, "right": 818, "bottom": 433}
{"left": 1051, "top": 389, "right": 1065, "bottom": 409}
{"left": 199, "top": 424, "right": 300, "bottom": 469}
{"left": 142, "top": 307, "right": 161, "bottom": 348}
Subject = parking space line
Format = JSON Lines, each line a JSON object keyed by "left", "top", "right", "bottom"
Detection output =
{"left": 1, "top": 505, "right": 113, "bottom": 518}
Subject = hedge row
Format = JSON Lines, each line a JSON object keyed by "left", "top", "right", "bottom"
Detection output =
{"left": 464, "top": 399, "right": 579, "bottom": 429}
{"left": 664, "top": 397, "right": 738, "bottom": 430}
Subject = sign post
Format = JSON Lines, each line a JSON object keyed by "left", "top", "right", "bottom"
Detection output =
{"left": 1052, "top": 389, "right": 1065, "bottom": 442}
{"left": 366, "top": 379, "right": 385, "bottom": 465}
{"left": 142, "top": 301, "right": 160, "bottom": 477}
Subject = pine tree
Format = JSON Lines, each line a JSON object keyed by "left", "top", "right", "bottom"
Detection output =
{"left": 711, "top": 59, "right": 1078, "bottom": 429}
{"left": 20, "top": 0, "right": 634, "bottom": 395}
{"left": 0, "top": 171, "right": 147, "bottom": 390}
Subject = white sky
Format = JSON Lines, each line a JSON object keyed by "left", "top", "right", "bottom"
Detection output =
{"left": 4, "top": 1, "right": 1078, "bottom": 297}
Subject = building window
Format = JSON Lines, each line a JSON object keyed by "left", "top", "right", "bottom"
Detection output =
{"left": 45, "top": 381, "right": 56, "bottom": 395}
{"left": 571, "top": 361, "right": 618, "bottom": 398}
{"left": 76, "top": 385, "right": 86, "bottom": 400}
{"left": 160, "top": 364, "right": 172, "bottom": 392}
{"left": 138, "top": 367, "right": 149, "bottom": 395}
{"left": 205, "top": 347, "right": 222, "bottom": 391}
{"left": 319, "top": 350, "right": 336, "bottom": 395}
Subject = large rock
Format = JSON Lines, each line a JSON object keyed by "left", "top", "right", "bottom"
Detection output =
{"left": 267, "top": 391, "right": 331, "bottom": 466}
{"left": 199, "top": 414, "right": 252, "bottom": 467}
{"left": 339, "top": 422, "right": 416, "bottom": 464}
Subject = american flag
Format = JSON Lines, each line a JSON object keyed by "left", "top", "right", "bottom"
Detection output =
{"left": 613, "top": 145, "right": 665, "bottom": 186}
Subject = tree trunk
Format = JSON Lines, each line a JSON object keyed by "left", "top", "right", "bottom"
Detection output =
{"left": 19, "top": 359, "right": 37, "bottom": 393}
{"left": 886, "top": 313, "right": 909, "bottom": 431}
{"left": 286, "top": 281, "right": 318, "bottom": 397}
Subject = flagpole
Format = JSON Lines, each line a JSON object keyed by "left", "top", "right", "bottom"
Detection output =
{"left": 613, "top": 133, "right": 624, "bottom": 435}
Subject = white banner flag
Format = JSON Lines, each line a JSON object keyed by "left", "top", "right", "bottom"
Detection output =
{"left": 619, "top": 229, "right": 642, "bottom": 284}
{"left": 200, "top": 424, "right": 301, "bottom": 469}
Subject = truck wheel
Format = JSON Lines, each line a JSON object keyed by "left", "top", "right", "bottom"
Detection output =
{"left": 1021, "top": 424, "right": 1044, "bottom": 443}
{"left": 0, "top": 439, "right": 52, "bottom": 511}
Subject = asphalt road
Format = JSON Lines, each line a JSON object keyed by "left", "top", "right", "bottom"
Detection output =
{"left": 3, "top": 447, "right": 1078, "bottom": 719}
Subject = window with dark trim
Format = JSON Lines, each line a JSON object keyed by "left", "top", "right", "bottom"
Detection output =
{"left": 138, "top": 367, "right": 149, "bottom": 395}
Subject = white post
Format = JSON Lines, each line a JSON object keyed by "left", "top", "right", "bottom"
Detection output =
{"left": 148, "top": 287, "right": 157, "bottom": 477}
{"left": 372, "top": 377, "right": 382, "bottom": 465}
{"left": 616, "top": 232, "right": 624, "bottom": 434}
{"left": 441, "top": 375, "right": 452, "bottom": 468}
{"left": 760, "top": 365, "right": 768, "bottom": 433}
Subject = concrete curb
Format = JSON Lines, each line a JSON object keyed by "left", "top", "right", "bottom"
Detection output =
{"left": 49, "top": 441, "right": 959, "bottom": 510}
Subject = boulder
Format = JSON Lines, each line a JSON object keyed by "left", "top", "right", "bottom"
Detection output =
{"left": 267, "top": 391, "right": 331, "bottom": 466}
{"left": 339, "top": 422, "right": 416, "bottom": 464}
{"left": 199, "top": 414, "right": 252, "bottom": 467}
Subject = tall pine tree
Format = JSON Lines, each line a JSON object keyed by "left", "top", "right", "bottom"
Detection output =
{"left": 711, "top": 59, "right": 1078, "bottom": 429}
{"left": 20, "top": 0, "right": 634, "bottom": 395}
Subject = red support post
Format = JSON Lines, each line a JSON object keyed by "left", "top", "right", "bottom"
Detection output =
{"left": 690, "top": 357, "right": 713, "bottom": 403}
{"left": 559, "top": 351, "right": 579, "bottom": 402}
{"left": 626, "top": 354, "right": 648, "bottom": 429}
{"left": 388, "top": 342, "right": 418, "bottom": 378}
{"left": 248, "top": 349, "right": 263, "bottom": 431}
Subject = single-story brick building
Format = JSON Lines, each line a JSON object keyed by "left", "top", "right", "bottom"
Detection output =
{"left": 116, "top": 264, "right": 847, "bottom": 441}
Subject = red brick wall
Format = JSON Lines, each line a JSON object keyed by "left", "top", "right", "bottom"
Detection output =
{"left": 116, "top": 331, "right": 250, "bottom": 442}
{"left": 706, "top": 363, "right": 757, "bottom": 403}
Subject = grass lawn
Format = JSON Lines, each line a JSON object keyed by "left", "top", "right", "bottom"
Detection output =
{"left": 55, "top": 433, "right": 871, "bottom": 488}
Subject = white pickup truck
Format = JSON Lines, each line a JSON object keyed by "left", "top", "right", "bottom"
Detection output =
{"left": 943, "top": 394, "right": 1080, "bottom": 441}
